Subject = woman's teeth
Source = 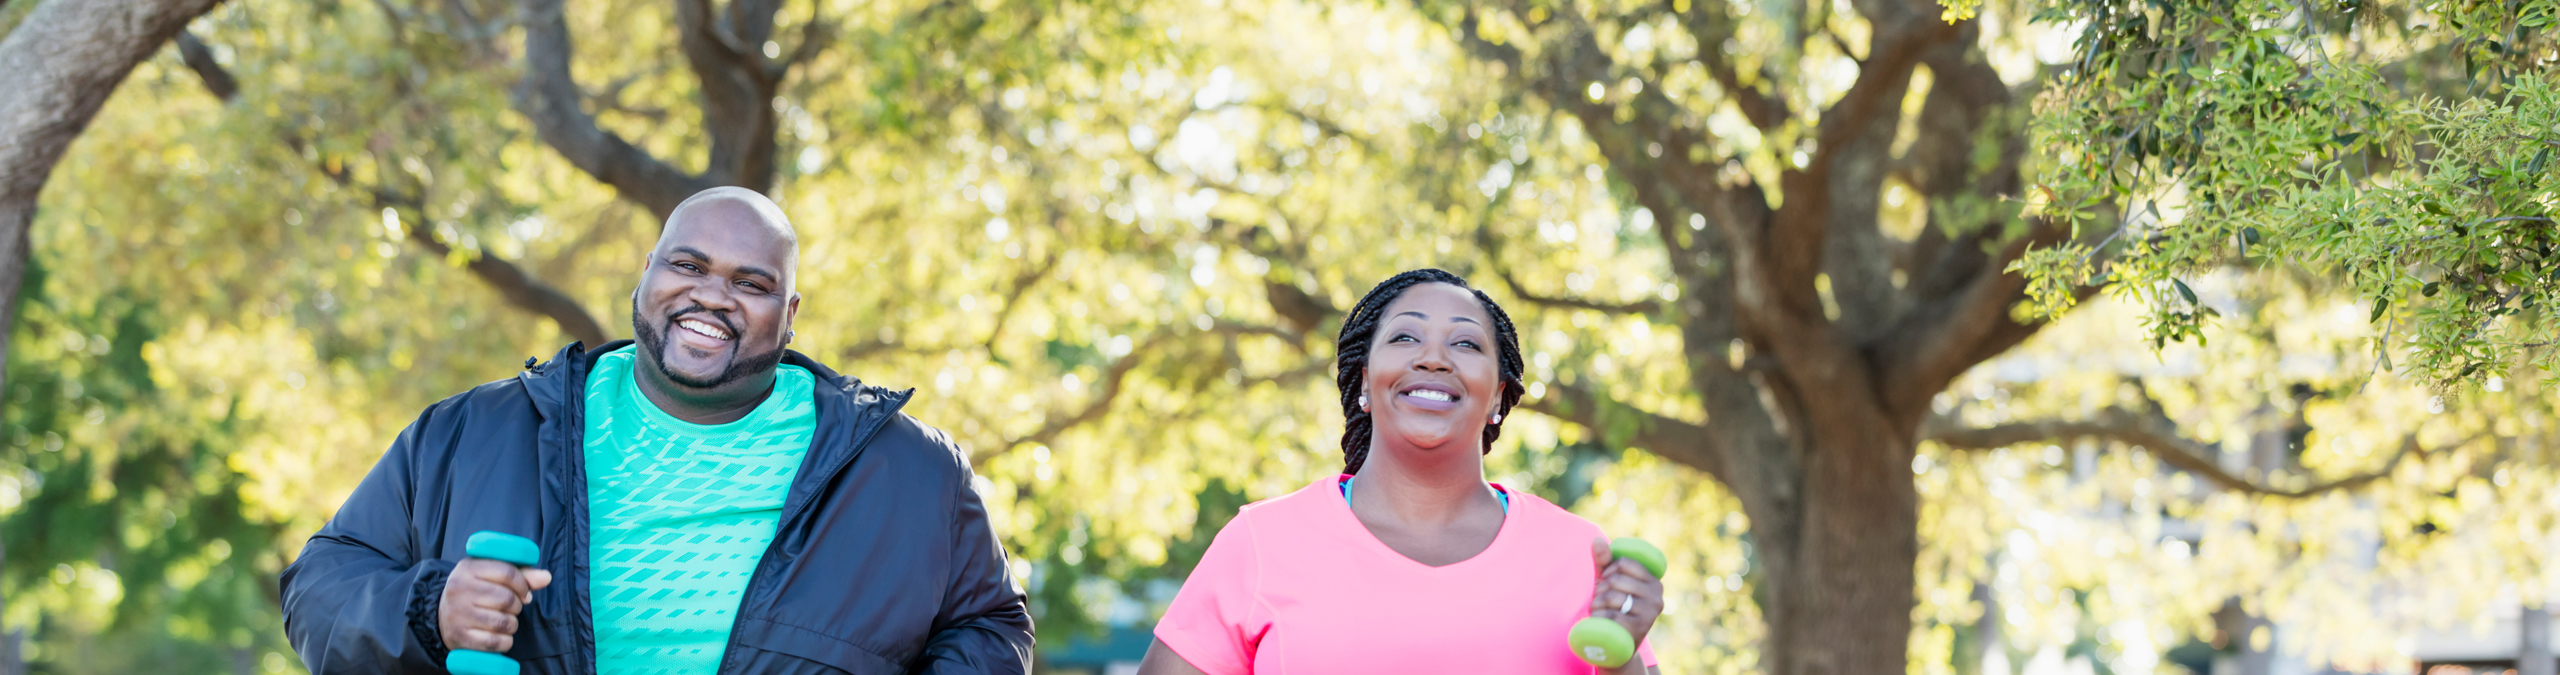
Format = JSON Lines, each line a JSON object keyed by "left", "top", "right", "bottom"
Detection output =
{"left": 1405, "top": 389, "right": 1454, "bottom": 402}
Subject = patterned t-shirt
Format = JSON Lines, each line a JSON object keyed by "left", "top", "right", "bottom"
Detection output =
{"left": 582, "top": 345, "right": 815, "bottom": 675}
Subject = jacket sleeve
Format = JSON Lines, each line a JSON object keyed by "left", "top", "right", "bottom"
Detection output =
{"left": 281, "top": 407, "right": 457, "bottom": 674}
{"left": 912, "top": 452, "right": 1035, "bottom": 674}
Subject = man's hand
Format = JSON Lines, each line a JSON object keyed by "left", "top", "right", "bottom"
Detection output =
{"left": 439, "top": 558, "right": 553, "bottom": 653}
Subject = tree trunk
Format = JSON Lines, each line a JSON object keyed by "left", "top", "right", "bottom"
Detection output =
{"left": 2213, "top": 599, "right": 2274, "bottom": 675}
{"left": 0, "top": 0, "right": 226, "bottom": 387}
{"left": 1970, "top": 567, "right": 2007, "bottom": 675}
{"left": 1758, "top": 400, "right": 1922, "bottom": 675}
{"left": 0, "top": 0, "right": 227, "bottom": 656}
{"left": 2523, "top": 600, "right": 2551, "bottom": 675}
{"left": 0, "top": 210, "right": 27, "bottom": 386}
{"left": 0, "top": 532, "right": 15, "bottom": 675}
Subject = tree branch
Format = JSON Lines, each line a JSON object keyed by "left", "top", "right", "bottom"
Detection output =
{"left": 978, "top": 326, "right": 1317, "bottom": 464}
{"left": 777, "top": 8, "right": 831, "bottom": 76}
{"left": 1249, "top": 99, "right": 1384, "bottom": 157}
{"left": 404, "top": 222, "right": 612, "bottom": 346}
{"left": 1520, "top": 381, "right": 1729, "bottom": 484}
{"left": 983, "top": 352, "right": 1137, "bottom": 463}
{"left": 1738, "top": 14, "right": 1961, "bottom": 350}
{"left": 1534, "top": 9, "right": 1751, "bottom": 226}
{"left": 981, "top": 251, "right": 1060, "bottom": 353}
{"left": 1440, "top": 2, "right": 1799, "bottom": 530}
{"left": 1925, "top": 409, "right": 2449, "bottom": 498}
{"left": 1494, "top": 269, "right": 1663, "bottom": 316}
{"left": 1465, "top": 169, "right": 1666, "bottom": 317}
{"left": 1667, "top": 0, "right": 1791, "bottom": 129}
{"left": 1484, "top": 5, "right": 1815, "bottom": 372}
{"left": 674, "top": 0, "right": 783, "bottom": 190}
{"left": 176, "top": 31, "right": 611, "bottom": 346}
{"left": 1864, "top": 41, "right": 2065, "bottom": 421}
{"left": 514, "top": 0, "right": 713, "bottom": 221}
{"left": 1450, "top": 6, "right": 1529, "bottom": 85}
{"left": 1806, "top": 16, "right": 1956, "bottom": 168}
{"left": 0, "top": 0, "right": 222, "bottom": 413}
{"left": 0, "top": 0, "right": 224, "bottom": 203}
{"left": 174, "top": 31, "right": 236, "bottom": 101}
{"left": 1874, "top": 217, "right": 2080, "bottom": 420}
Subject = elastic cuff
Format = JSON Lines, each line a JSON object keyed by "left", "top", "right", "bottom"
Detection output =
{"left": 407, "top": 567, "right": 452, "bottom": 662}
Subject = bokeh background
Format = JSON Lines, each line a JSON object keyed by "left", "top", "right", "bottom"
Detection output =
{"left": 1, "top": 0, "right": 2556, "bottom": 673}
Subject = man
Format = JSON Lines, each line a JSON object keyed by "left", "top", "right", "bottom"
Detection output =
{"left": 281, "top": 187, "right": 1034, "bottom": 674}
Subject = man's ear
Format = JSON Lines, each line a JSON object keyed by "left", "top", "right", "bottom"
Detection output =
{"left": 783, "top": 293, "right": 802, "bottom": 345}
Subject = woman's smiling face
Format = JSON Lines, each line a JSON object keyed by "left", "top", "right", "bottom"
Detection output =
{"left": 1362, "top": 282, "right": 1502, "bottom": 455}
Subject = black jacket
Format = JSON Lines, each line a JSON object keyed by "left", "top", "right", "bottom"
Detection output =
{"left": 281, "top": 341, "right": 1033, "bottom": 674}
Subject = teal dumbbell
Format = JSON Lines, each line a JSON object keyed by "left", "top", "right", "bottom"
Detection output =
{"left": 445, "top": 531, "right": 541, "bottom": 675}
{"left": 1568, "top": 537, "right": 1667, "bottom": 669}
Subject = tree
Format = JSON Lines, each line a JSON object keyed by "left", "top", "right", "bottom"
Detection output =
{"left": 0, "top": 0, "right": 228, "bottom": 670}
{"left": 0, "top": 0, "right": 225, "bottom": 412}
{"left": 1321, "top": 1, "right": 2074, "bottom": 672}
{"left": 7, "top": 0, "right": 2553, "bottom": 672}
{"left": 1335, "top": 0, "right": 2558, "bottom": 673}
{"left": 2, "top": 0, "right": 1223, "bottom": 667}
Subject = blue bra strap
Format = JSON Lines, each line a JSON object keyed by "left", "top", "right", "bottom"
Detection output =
{"left": 1341, "top": 476, "right": 1510, "bottom": 512}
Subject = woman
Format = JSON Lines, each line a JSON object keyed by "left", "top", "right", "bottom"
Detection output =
{"left": 1138, "top": 269, "right": 1663, "bottom": 674}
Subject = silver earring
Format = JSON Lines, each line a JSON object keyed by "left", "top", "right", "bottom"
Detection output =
{"left": 1358, "top": 394, "right": 1368, "bottom": 411}
{"left": 1489, "top": 413, "right": 1502, "bottom": 424}
{"left": 786, "top": 330, "right": 795, "bottom": 344}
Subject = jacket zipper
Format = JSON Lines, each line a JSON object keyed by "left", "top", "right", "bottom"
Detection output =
{"left": 558, "top": 349, "right": 598, "bottom": 675}
{"left": 713, "top": 385, "right": 896, "bottom": 674}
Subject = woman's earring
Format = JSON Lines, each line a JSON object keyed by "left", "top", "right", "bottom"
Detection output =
{"left": 1489, "top": 413, "right": 1502, "bottom": 424}
{"left": 1358, "top": 394, "right": 1368, "bottom": 411}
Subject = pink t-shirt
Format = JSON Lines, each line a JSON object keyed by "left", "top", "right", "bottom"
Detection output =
{"left": 1155, "top": 477, "right": 1658, "bottom": 674}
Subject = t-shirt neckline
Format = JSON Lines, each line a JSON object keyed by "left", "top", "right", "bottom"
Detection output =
{"left": 606, "top": 345, "right": 803, "bottom": 437}
{"left": 1325, "top": 474, "right": 1519, "bottom": 571}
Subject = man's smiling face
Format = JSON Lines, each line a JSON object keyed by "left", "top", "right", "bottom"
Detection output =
{"left": 631, "top": 188, "right": 800, "bottom": 392}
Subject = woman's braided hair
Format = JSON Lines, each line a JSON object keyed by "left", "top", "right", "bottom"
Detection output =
{"left": 1335, "top": 269, "right": 1526, "bottom": 475}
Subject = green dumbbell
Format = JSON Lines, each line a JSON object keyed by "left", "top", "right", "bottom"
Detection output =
{"left": 445, "top": 531, "right": 541, "bottom": 675}
{"left": 1569, "top": 537, "right": 1666, "bottom": 669}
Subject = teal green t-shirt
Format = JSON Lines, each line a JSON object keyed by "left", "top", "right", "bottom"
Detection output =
{"left": 582, "top": 345, "right": 815, "bottom": 675}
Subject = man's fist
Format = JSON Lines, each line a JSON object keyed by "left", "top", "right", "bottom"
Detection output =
{"left": 439, "top": 558, "right": 553, "bottom": 653}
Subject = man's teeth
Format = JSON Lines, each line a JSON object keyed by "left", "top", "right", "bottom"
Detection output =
{"left": 679, "top": 318, "right": 731, "bottom": 340}
{"left": 1407, "top": 389, "right": 1455, "bottom": 402}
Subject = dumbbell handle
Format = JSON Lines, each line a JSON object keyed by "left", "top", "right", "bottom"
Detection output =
{"left": 1570, "top": 537, "right": 1665, "bottom": 669}
{"left": 445, "top": 531, "right": 540, "bottom": 675}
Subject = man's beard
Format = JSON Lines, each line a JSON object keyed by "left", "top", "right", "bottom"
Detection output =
{"left": 632, "top": 297, "right": 787, "bottom": 389}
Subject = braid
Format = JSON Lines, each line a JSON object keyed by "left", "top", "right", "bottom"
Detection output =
{"left": 1336, "top": 269, "right": 1527, "bottom": 475}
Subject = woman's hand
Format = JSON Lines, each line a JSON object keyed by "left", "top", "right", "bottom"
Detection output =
{"left": 1590, "top": 537, "right": 1664, "bottom": 675}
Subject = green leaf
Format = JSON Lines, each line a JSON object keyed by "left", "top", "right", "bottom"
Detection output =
{"left": 2174, "top": 278, "right": 2198, "bottom": 305}
{"left": 2370, "top": 297, "right": 2391, "bottom": 322}
{"left": 2423, "top": 281, "right": 2440, "bottom": 297}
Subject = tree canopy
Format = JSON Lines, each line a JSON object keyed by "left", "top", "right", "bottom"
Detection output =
{"left": 0, "top": 0, "right": 2554, "bottom": 673}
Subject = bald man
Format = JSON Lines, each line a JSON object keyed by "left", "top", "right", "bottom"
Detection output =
{"left": 282, "top": 187, "right": 1035, "bottom": 674}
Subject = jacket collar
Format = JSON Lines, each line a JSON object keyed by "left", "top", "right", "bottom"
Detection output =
{"left": 517, "top": 340, "right": 911, "bottom": 425}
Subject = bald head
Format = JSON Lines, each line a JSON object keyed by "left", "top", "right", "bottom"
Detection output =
{"left": 659, "top": 186, "right": 799, "bottom": 286}
{"left": 631, "top": 187, "right": 804, "bottom": 401}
